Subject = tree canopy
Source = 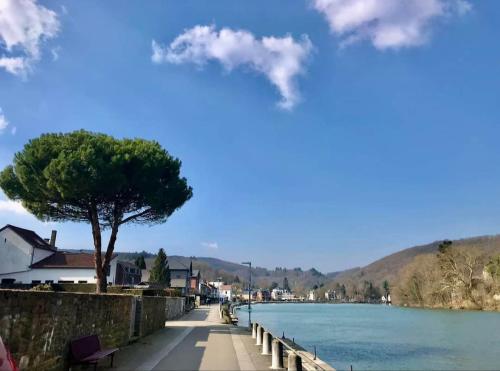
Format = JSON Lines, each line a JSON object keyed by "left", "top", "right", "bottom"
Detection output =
{"left": 283, "top": 276, "right": 290, "bottom": 291}
{"left": 149, "top": 248, "right": 170, "bottom": 285}
{"left": 0, "top": 130, "right": 192, "bottom": 292}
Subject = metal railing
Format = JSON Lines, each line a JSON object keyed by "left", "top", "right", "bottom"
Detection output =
{"left": 250, "top": 320, "right": 336, "bottom": 371}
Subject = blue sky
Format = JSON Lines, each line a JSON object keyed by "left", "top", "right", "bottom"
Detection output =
{"left": 0, "top": 0, "right": 499, "bottom": 272}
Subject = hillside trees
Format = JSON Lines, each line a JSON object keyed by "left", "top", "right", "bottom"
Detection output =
{"left": 396, "top": 241, "right": 494, "bottom": 309}
{"left": 283, "top": 277, "right": 290, "bottom": 291}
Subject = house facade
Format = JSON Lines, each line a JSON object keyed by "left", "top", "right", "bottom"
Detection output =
{"left": 219, "top": 284, "right": 233, "bottom": 301}
{"left": 256, "top": 289, "right": 271, "bottom": 302}
{"left": 169, "top": 258, "right": 192, "bottom": 295}
{"left": 271, "top": 288, "right": 295, "bottom": 301}
{"left": 308, "top": 290, "right": 317, "bottom": 301}
{"left": 190, "top": 269, "right": 201, "bottom": 294}
{"left": 114, "top": 261, "right": 142, "bottom": 285}
{"left": 325, "top": 290, "right": 336, "bottom": 301}
{"left": 0, "top": 224, "right": 121, "bottom": 284}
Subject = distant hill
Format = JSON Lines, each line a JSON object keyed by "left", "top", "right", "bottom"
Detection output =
{"left": 328, "top": 235, "right": 500, "bottom": 295}
{"left": 69, "top": 234, "right": 500, "bottom": 298}
{"left": 114, "top": 253, "right": 330, "bottom": 295}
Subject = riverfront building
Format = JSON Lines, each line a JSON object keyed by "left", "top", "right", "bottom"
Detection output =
{"left": 0, "top": 224, "right": 133, "bottom": 284}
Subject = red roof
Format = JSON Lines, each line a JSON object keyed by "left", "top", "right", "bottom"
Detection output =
{"left": 31, "top": 251, "right": 116, "bottom": 269}
{"left": 1, "top": 224, "right": 56, "bottom": 252}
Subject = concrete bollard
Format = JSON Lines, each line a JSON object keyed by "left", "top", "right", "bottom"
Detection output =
{"left": 256, "top": 325, "right": 264, "bottom": 346}
{"left": 271, "top": 339, "right": 284, "bottom": 369}
{"left": 262, "top": 331, "right": 272, "bottom": 355}
{"left": 252, "top": 322, "right": 258, "bottom": 338}
{"left": 287, "top": 352, "right": 303, "bottom": 371}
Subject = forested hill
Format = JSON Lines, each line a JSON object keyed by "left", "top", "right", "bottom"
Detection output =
{"left": 324, "top": 235, "right": 500, "bottom": 310}
{"left": 330, "top": 235, "right": 500, "bottom": 288}
{"left": 107, "top": 234, "right": 500, "bottom": 302}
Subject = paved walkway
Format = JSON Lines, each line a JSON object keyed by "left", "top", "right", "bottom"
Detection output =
{"left": 109, "top": 305, "right": 273, "bottom": 371}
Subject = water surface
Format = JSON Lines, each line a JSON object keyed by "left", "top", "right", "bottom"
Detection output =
{"left": 238, "top": 303, "right": 500, "bottom": 370}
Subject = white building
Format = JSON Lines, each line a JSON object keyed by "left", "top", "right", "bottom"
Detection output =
{"left": 325, "top": 290, "right": 336, "bottom": 300}
{"left": 271, "top": 288, "right": 295, "bottom": 301}
{"left": 219, "top": 284, "right": 233, "bottom": 301}
{"left": 308, "top": 290, "right": 317, "bottom": 301}
{"left": 208, "top": 281, "right": 233, "bottom": 301}
{"left": 0, "top": 224, "right": 118, "bottom": 284}
{"left": 271, "top": 288, "right": 283, "bottom": 300}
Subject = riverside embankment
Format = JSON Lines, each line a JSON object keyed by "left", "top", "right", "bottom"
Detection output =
{"left": 233, "top": 304, "right": 335, "bottom": 370}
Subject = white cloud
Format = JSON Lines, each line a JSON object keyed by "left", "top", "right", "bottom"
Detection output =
{"left": 0, "top": 108, "right": 8, "bottom": 133}
{"left": 0, "top": 0, "right": 60, "bottom": 76}
{"left": 10, "top": 126, "right": 16, "bottom": 135}
{"left": 201, "top": 241, "right": 219, "bottom": 250}
{"left": 0, "top": 200, "right": 29, "bottom": 215}
{"left": 152, "top": 25, "right": 313, "bottom": 110}
{"left": 312, "top": 0, "right": 471, "bottom": 50}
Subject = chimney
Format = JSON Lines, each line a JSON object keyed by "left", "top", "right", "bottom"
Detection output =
{"left": 50, "top": 230, "right": 57, "bottom": 249}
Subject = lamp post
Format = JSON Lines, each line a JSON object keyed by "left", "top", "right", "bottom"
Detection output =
{"left": 241, "top": 261, "right": 252, "bottom": 328}
{"left": 217, "top": 276, "right": 222, "bottom": 303}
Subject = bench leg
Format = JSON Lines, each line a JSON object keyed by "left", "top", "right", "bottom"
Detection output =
{"left": 110, "top": 354, "right": 114, "bottom": 368}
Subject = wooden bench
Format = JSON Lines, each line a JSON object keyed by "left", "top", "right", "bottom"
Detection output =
{"left": 69, "top": 335, "right": 118, "bottom": 370}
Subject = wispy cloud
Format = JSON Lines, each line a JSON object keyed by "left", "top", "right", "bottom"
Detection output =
{"left": 312, "top": 0, "right": 471, "bottom": 50}
{"left": 152, "top": 25, "right": 313, "bottom": 110}
{"left": 201, "top": 241, "right": 219, "bottom": 250}
{"left": 0, "top": 200, "right": 29, "bottom": 215}
{"left": 0, "top": 0, "right": 60, "bottom": 76}
{"left": 51, "top": 46, "right": 61, "bottom": 61}
{"left": 0, "top": 108, "right": 8, "bottom": 134}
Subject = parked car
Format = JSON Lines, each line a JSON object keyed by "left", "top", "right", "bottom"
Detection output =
{"left": 0, "top": 337, "right": 17, "bottom": 371}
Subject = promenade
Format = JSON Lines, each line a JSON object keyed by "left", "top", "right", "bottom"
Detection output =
{"left": 110, "top": 305, "right": 270, "bottom": 370}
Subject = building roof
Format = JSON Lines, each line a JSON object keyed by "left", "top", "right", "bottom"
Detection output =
{"left": 1, "top": 224, "right": 56, "bottom": 252}
{"left": 118, "top": 260, "right": 138, "bottom": 269}
{"left": 191, "top": 269, "right": 200, "bottom": 277}
{"left": 168, "top": 258, "right": 190, "bottom": 271}
{"left": 31, "top": 251, "right": 117, "bottom": 269}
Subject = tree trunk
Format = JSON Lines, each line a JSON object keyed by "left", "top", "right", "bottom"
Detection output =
{"left": 90, "top": 207, "right": 106, "bottom": 294}
{"left": 96, "top": 266, "right": 108, "bottom": 293}
{"left": 101, "top": 224, "right": 119, "bottom": 292}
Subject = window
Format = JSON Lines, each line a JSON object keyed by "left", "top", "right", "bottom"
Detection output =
{"left": 78, "top": 280, "right": 87, "bottom": 283}
{"left": 31, "top": 280, "right": 41, "bottom": 284}
{"left": 45, "top": 280, "right": 53, "bottom": 284}
{"left": 58, "top": 280, "right": 74, "bottom": 283}
{"left": 1, "top": 278, "right": 15, "bottom": 284}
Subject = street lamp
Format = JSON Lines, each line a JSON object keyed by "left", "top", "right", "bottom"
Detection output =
{"left": 217, "top": 276, "right": 222, "bottom": 303}
{"left": 241, "top": 261, "right": 251, "bottom": 328}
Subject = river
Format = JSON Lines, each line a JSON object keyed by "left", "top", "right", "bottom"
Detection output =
{"left": 237, "top": 303, "right": 500, "bottom": 370}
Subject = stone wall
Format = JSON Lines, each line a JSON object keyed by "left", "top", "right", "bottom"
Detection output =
{"left": 165, "top": 297, "right": 185, "bottom": 320}
{"left": 0, "top": 290, "right": 190, "bottom": 370}
{"left": 139, "top": 297, "right": 166, "bottom": 337}
{"left": 0, "top": 290, "right": 134, "bottom": 370}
